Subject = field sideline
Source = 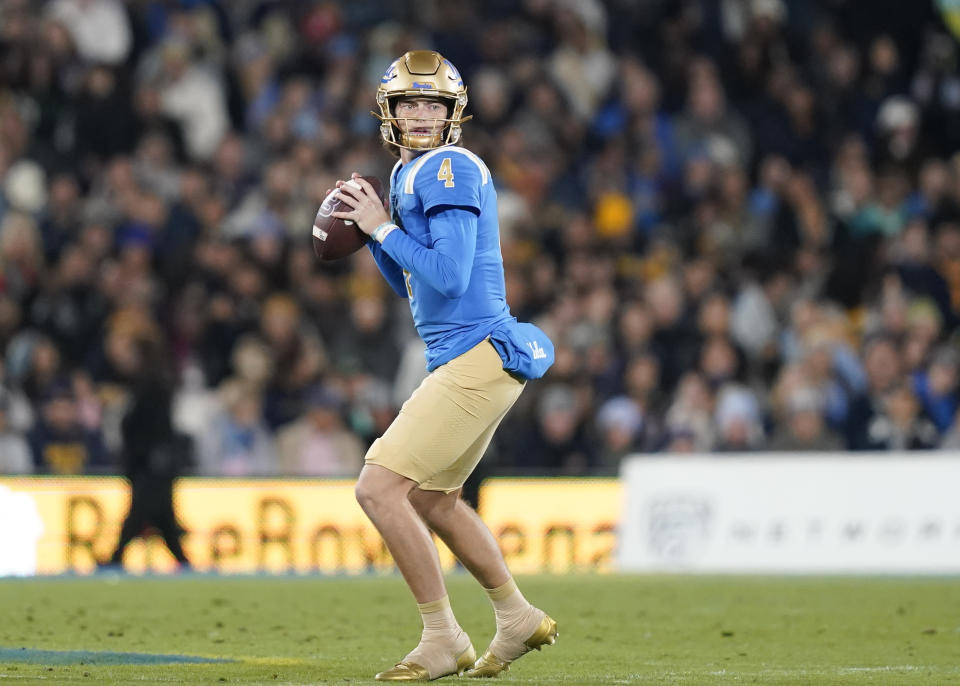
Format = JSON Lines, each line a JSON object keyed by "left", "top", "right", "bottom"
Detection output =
{"left": 0, "top": 573, "right": 958, "bottom": 685}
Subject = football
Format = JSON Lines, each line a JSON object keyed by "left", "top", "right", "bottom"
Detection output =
{"left": 312, "top": 176, "right": 385, "bottom": 261}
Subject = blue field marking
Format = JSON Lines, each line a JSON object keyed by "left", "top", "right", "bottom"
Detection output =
{"left": 0, "top": 647, "right": 233, "bottom": 665}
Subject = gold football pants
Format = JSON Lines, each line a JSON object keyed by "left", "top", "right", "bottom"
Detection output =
{"left": 365, "top": 339, "right": 524, "bottom": 492}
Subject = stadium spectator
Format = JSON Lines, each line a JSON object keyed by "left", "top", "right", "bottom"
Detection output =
{"left": 0, "top": 393, "right": 31, "bottom": 473}
{"left": 257, "top": 293, "right": 325, "bottom": 430}
{"left": 196, "top": 381, "right": 276, "bottom": 476}
{"left": 595, "top": 395, "right": 646, "bottom": 472}
{"left": 864, "top": 380, "right": 940, "bottom": 450}
{"left": 910, "top": 345, "right": 959, "bottom": 433}
{"left": 664, "top": 371, "right": 715, "bottom": 452}
{"left": 674, "top": 62, "right": 752, "bottom": 170}
{"left": 329, "top": 295, "right": 399, "bottom": 382}
{"left": 275, "top": 384, "right": 363, "bottom": 476}
{"left": 150, "top": 37, "right": 229, "bottom": 161}
{"left": 713, "top": 383, "right": 765, "bottom": 452}
{"left": 845, "top": 335, "right": 904, "bottom": 449}
{"left": 46, "top": 0, "right": 131, "bottom": 66}
{"left": 73, "top": 65, "right": 139, "bottom": 164}
{"left": 511, "top": 384, "right": 595, "bottom": 474}
{"left": 27, "top": 383, "right": 108, "bottom": 474}
{"left": 0, "top": 372, "right": 33, "bottom": 434}
{"left": 768, "top": 385, "right": 844, "bottom": 452}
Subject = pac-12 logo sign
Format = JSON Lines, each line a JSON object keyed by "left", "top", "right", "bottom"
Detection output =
{"left": 647, "top": 495, "right": 712, "bottom": 562}
{"left": 527, "top": 340, "right": 547, "bottom": 360}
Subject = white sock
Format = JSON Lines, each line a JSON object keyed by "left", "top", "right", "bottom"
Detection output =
{"left": 404, "top": 595, "right": 471, "bottom": 677}
{"left": 484, "top": 578, "right": 543, "bottom": 640}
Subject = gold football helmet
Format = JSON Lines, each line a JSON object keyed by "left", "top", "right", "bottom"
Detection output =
{"left": 373, "top": 50, "right": 472, "bottom": 151}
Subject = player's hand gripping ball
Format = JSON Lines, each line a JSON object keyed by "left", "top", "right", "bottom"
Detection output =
{"left": 312, "top": 176, "right": 385, "bottom": 261}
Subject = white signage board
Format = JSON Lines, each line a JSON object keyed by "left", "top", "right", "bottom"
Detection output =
{"left": 618, "top": 454, "right": 960, "bottom": 573}
{"left": 0, "top": 485, "right": 44, "bottom": 576}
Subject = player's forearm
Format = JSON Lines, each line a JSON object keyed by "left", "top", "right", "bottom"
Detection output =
{"left": 380, "top": 207, "right": 478, "bottom": 299}
{"left": 367, "top": 240, "right": 409, "bottom": 298}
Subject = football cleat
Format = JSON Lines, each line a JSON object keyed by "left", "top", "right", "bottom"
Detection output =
{"left": 375, "top": 661, "right": 430, "bottom": 681}
{"left": 375, "top": 645, "right": 476, "bottom": 681}
{"left": 465, "top": 615, "right": 558, "bottom": 678}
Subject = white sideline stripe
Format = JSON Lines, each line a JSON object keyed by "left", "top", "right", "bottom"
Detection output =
{"left": 403, "top": 146, "right": 489, "bottom": 194}
{"left": 839, "top": 666, "right": 923, "bottom": 673}
{"left": 696, "top": 666, "right": 932, "bottom": 677}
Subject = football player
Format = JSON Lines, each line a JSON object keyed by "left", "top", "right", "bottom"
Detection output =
{"left": 332, "top": 50, "right": 558, "bottom": 681}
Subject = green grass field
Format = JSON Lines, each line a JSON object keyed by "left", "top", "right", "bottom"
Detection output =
{"left": 0, "top": 573, "right": 959, "bottom": 685}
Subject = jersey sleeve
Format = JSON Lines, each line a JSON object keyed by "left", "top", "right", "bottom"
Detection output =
{"left": 366, "top": 240, "right": 408, "bottom": 298}
{"left": 414, "top": 152, "right": 484, "bottom": 214}
{"left": 379, "top": 207, "right": 478, "bottom": 299}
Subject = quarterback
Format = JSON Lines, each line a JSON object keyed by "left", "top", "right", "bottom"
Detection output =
{"left": 332, "top": 50, "right": 557, "bottom": 681}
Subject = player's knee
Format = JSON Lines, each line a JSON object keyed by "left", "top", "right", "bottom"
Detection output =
{"left": 354, "top": 480, "right": 378, "bottom": 513}
{"left": 355, "top": 471, "right": 401, "bottom": 512}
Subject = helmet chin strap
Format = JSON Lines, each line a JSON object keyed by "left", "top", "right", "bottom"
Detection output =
{"left": 400, "top": 131, "right": 445, "bottom": 149}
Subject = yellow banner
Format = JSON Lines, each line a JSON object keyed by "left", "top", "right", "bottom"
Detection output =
{"left": 0, "top": 477, "right": 620, "bottom": 575}
{"left": 479, "top": 478, "right": 621, "bottom": 573}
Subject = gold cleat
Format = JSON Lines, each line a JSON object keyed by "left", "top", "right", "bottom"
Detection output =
{"left": 464, "top": 652, "right": 508, "bottom": 678}
{"left": 375, "top": 646, "right": 476, "bottom": 681}
{"left": 375, "top": 662, "right": 430, "bottom": 681}
{"left": 523, "top": 615, "right": 559, "bottom": 652}
{"left": 466, "top": 615, "right": 558, "bottom": 678}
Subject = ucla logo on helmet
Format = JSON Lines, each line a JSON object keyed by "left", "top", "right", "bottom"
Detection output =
{"left": 381, "top": 60, "right": 399, "bottom": 84}
{"left": 442, "top": 59, "right": 463, "bottom": 86}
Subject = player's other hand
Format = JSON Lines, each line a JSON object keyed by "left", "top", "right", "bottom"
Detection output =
{"left": 332, "top": 173, "right": 390, "bottom": 236}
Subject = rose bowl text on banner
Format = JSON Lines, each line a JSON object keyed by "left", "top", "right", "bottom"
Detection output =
{"left": 0, "top": 477, "right": 620, "bottom": 576}
{"left": 0, "top": 478, "right": 397, "bottom": 576}
{"left": 618, "top": 454, "right": 960, "bottom": 574}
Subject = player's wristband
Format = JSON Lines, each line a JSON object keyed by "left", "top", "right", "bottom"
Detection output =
{"left": 372, "top": 222, "right": 398, "bottom": 243}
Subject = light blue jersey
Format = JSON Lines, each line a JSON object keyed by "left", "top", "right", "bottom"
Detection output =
{"left": 367, "top": 145, "right": 514, "bottom": 370}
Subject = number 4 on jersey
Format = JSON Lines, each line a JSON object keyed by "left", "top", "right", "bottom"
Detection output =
{"left": 437, "top": 158, "right": 455, "bottom": 188}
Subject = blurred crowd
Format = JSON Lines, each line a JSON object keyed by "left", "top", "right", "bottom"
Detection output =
{"left": 1, "top": 0, "right": 960, "bottom": 479}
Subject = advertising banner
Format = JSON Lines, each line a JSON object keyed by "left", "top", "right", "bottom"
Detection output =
{"left": 0, "top": 477, "right": 619, "bottom": 576}
{"left": 0, "top": 478, "right": 394, "bottom": 575}
{"left": 619, "top": 454, "right": 960, "bottom": 573}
